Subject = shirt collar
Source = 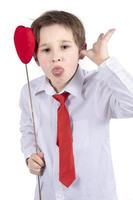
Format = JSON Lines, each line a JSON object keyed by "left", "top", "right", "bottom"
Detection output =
{"left": 34, "top": 65, "right": 84, "bottom": 97}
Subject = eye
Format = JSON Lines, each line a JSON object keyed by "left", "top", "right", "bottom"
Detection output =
{"left": 61, "top": 45, "right": 70, "bottom": 49}
{"left": 41, "top": 48, "right": 50, "bottom": 53}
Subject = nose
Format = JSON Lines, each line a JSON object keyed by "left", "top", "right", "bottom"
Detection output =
{"left": 52, "top": 58, "right": 62, "bottom": 62}
{"left": 52, "top": 51, "right": 63, "bottom": 63}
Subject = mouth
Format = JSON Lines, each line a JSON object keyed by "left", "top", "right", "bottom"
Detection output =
{"left": 52, "top": 66, "right": 64, "bottom": 77}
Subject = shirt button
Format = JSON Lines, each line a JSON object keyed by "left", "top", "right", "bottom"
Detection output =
{"left": 56, "top": 192, "right": 65, "bottom": 200}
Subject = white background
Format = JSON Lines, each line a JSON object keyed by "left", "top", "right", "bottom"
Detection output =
{"left": 0, "top": 0, "right": 133, "bottom": 199}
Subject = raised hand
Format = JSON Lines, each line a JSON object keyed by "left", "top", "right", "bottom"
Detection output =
{"left": 80, "top": 29, "right": 115, "bottom": 65}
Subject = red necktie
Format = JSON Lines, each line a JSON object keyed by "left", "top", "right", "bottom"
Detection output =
{"left": 53, "top": 92, "right": 76, "bottom": 187}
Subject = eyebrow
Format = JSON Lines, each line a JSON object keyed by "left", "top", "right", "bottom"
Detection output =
{"left": 39, "top": 40, "right": 72, "bottom": 48}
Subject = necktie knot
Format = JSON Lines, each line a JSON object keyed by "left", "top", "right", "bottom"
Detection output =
{"left": 53, "top": 92, "right": 69, "bottom": 105}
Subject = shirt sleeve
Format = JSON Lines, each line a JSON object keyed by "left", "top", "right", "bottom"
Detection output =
{"left": 19, "top": 85, "right": 38, "bottom": 160}
{"left": 95, "top": 57, "right": 133, "bottom": 120}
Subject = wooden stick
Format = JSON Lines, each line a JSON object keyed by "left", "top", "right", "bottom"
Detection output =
{"left": 25, "top": 64, "right": 42, "bottom": 200}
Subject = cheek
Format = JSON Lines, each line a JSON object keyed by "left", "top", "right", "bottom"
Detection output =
{"left": 38, "top": 54, "right": 49, "bottom": 66}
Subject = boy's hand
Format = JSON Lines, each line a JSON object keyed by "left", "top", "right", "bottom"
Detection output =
{"left": 80, "top": 29, "right": 115, "bottom": 65}
{"left": 27, "top": 152, "right": 45, "bottom": 176}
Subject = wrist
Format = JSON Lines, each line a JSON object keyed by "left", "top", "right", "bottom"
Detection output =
{"left": 97, "top": 57, "right": 110, "bottom": 66}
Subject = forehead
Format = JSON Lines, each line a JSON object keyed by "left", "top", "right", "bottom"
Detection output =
{"left": 39, "top": 24, "right": 74, "bottom": 43}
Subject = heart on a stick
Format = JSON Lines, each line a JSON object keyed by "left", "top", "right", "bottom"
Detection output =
{"left": 14, "top": 26, "right": 35, "bottom": 64}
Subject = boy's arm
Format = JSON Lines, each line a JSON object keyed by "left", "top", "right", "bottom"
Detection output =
{"left": 81, "top": 29, "right": 133, "bottom": 119}
{"left": 94, "top": 57, "right": 133, "bottom": 119}
{"left": 19, "top": 85, "right": 38, "bottom": 161}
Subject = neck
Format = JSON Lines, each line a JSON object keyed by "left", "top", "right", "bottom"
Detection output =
{"left": 49, "top": 80, "right": 64, "bottom": 93}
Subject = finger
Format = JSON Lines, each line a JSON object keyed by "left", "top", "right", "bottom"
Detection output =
{"left": 30, "top": 169, "right": 42, "bottom": 176}
{"left": 103, "top": 28, "right": 116, "bottom": 42}
{"left": 27, "top": 157, "right": 41, "bottom": 170}
{"left": 30, "top": 157, "right": 45, "bottom": 170}
{"left": 97, "top": 33, "right": 104, "bottom": 42}
{"left": 30, "top": 166, "right": 45, "bottom": 176}
{"left": 85, "top": 49, "right": 94, "bottom": 59}
{"left": 38, "top": 152, "right": 44, "bottom": 159}
{"left": 37, "top": 152, "right": 45, "bottom": 167}
{"left": 31, "top": 153, "right": 45, "bottom": 167}
{"left": 28, "top": 158, "right": 42, "bottom": 170}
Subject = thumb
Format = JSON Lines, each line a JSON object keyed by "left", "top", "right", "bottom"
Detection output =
{"left": 85, "top": 49, "right": 94, "bottom": 60}
{"left": 80, "top": 49, "right": 94, "bottom": 58}
{"left": 38, "top": 151, "right": 44, "bottom": 159}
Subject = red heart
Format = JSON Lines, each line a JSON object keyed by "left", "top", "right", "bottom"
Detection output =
{"left": 14, "top": 26, "right": 35, "bottom": 64}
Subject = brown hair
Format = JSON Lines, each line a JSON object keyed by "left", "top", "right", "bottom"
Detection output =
{"left": 31, "top": 10, "right": 86, "bottom": 57}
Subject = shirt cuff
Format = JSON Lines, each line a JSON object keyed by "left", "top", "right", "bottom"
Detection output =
{"left": 99, "top": 57, "right": 133, "bottom": 94}
{"left": 22, "top": 147, "right": 37, "bottom": 160}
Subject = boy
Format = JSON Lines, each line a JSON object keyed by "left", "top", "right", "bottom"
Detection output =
{"left": 19, "top": 10, "right": 133, "bottom": 200}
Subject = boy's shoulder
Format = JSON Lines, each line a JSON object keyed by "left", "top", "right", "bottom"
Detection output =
{"left": 79, "top": 66, "right": 107, "bottom": 89}
{"left": 80, "top": 67, "right": 99, "bottom": 81}
{"left": 30, "top": 75, "right": 45, "bottom": 87}
{"left": 20, "top": 75, "right": 45, "bottom": 95}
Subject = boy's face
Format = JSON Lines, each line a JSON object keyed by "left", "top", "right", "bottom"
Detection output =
{"left": 37, "top": 24, "right": 80, "bottom": 92}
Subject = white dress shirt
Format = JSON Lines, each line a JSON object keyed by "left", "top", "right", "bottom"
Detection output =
{"left": 19, "top": 57, "right": 133, "bottom": 200}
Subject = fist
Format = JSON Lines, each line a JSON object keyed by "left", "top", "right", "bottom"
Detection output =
{"left": 27, "top": 152, "right": 45, "bottom": 176}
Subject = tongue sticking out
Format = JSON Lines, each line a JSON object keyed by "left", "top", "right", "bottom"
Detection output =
{"left": 52, "top": 67, "right": 64, "bottom": 76}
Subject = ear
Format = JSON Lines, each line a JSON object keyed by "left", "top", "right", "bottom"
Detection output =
{"left": 79, "top": 43, "right": 87, "bottom": 59}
